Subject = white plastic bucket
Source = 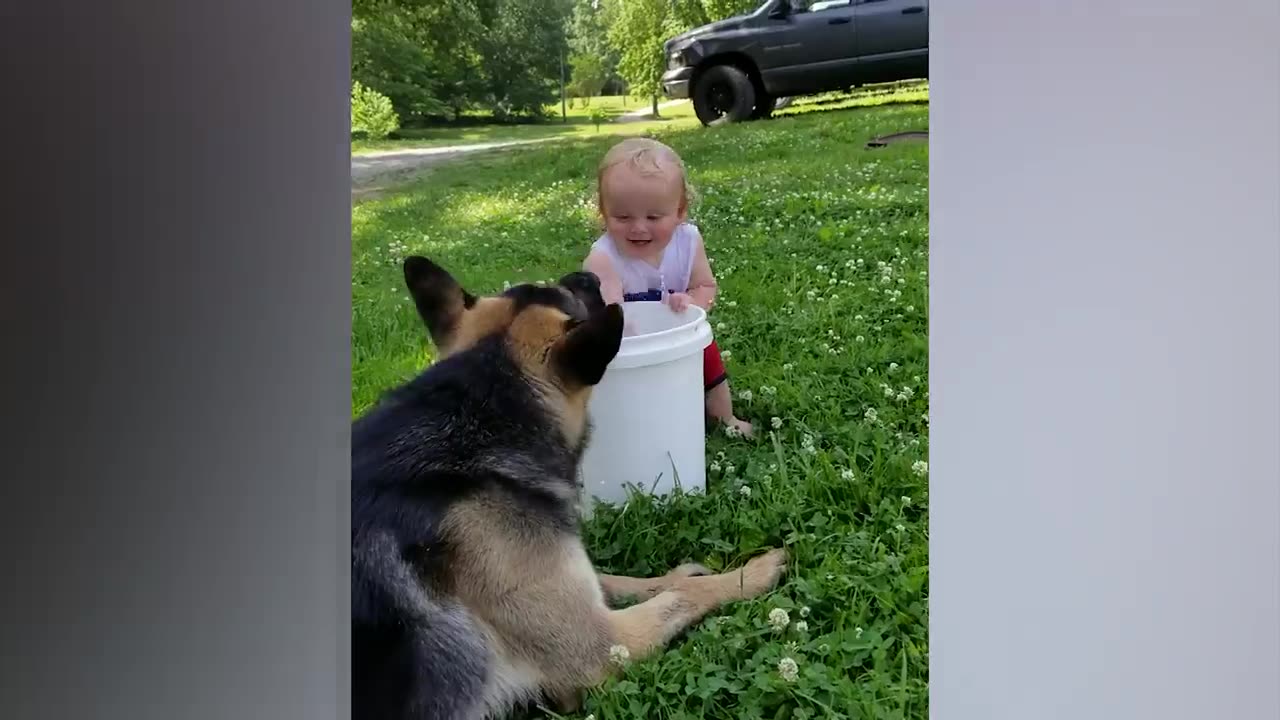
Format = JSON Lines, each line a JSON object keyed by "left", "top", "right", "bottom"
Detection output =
{"left": 579, "top": 301, "right": 713, "bottom": 511}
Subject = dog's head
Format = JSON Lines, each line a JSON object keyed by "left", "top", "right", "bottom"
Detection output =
{"left": 403, "top": 256, "right": 623, "bottom": 392}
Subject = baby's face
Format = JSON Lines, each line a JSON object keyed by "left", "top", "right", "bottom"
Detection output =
{"left": 599, "top": 165, "right": 686, "bottom": 261}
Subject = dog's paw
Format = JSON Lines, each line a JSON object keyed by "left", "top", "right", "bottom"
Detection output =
{"left": 733, "top": 548, "right": 788, "bottom": 598}
{"left": 667, "top": 562, "right": 713, "bottom": 579}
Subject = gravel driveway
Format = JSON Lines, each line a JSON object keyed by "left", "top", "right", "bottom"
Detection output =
{"left": 351, "top": 138, "right": 555, "bottom": 201}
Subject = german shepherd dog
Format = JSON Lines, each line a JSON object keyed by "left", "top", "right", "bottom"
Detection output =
{"left": 352, "top": 257, "right": 787, "bottom": 720}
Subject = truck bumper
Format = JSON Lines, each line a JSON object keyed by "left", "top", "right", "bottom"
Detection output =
{"left": 661, "top": 66, "right": 694, "bottom": 99}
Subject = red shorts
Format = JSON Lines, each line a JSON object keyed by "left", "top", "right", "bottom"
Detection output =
{"left": 704, "top": 339, "right": 727, "bottom": 392}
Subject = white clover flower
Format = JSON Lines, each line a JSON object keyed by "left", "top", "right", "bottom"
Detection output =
{"left": 710, "top": 461, "right": 722, "bottom": 473}
{"left": 725, "top": 464, "right": 736, "bottom": 475}
{"left": 794, "top": 620, "right": 809, "bottom": 634}
{"left": 895, "top": 523, "right": 906, "bottom": 532}
{"left": 739, "top": 484, "right": 752, "bottom": 498}
{"left": 889, "top": 362, "right": 899, "bottom": 372}
{"left": 777, "top": 657, "right": 799, "bottom": 683}
{"left": 609, "top": 644, "right": 630, "bottom": 666}
{"left": 799, "top": 605, "right": 811, "bottom": 618}
{"left": 841, "top": 468, "right": 855, "bottom": 481}
{"left": 771, "top": 416, "right": 783, "bottom": 430}
{"left": 855, "top": 335, "right": 865, "bottom": 343}
{"left": 855, "top": 626, "right": 864, "bottom": 638}
{"left": 901, "top": 495, "right": 912, "bottom": 506}
{"left": 724, "top": 424, "right": 741, "bottom": 438}
{"left": 721, "top": 350, "right": 732, "bottom": 360}
{"left": 768, "top": 607, "right": 790, "bottom": 631}
{"left": 854, "top": 314, "right": 864, "bottom": 321}
{"left": 912, "top": 460, "right": 929, "bottom": 477}
{"left": 782, "top": 363, "right": 794, "bottom": 372}
{"left": 864, "top": 408, "right": 879, "bottom": 423}
{"left": 739, "top": 389, "right": 753, "bottom": 402}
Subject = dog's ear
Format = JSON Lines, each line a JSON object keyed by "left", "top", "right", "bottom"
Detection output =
{"left": 557, "top": 270, "right": 606, "bottom": 316}
{"left": 403, "top": 256, "right": 476, "bottom": 349}
{"left": 550, "top": 303, "right": 624, "bottom": 387}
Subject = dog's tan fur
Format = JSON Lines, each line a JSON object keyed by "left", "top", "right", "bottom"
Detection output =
{"left": 395, "top": 258, "right": 787, "bottom": 717}
{"left": 439, "top": 494, "right": 787, "bottom": 714}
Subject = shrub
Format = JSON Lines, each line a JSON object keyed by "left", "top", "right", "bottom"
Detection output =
{"left": 351, "top": 81, "right": 400, "bottom": 140}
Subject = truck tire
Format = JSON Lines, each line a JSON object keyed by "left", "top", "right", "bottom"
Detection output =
{"left": 750, "top": 92, "right": 776, "bottom": 120}
{"left": 692, "top": 65, "right": 757, "bottom": 126}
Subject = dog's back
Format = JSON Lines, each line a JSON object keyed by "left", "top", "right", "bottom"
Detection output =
{"left": 351, "top": 357, "right": 489, "bottom": 720}
{"left": 352, "top": 259, "right": 620, "bottom": 720}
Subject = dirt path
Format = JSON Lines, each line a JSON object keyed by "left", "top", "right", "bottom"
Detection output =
{"left": 351, "top": 100, "right": 691, "bottom": 201}
{"left": 614, "top": 99, "right": 688, "bottom": 123}
{"left": 351, "top": 138, "right": 556, "bottom": 202}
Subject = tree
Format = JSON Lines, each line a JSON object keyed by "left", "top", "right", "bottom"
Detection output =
{"left": 607, "top": 0, "right": 672, "bottom": 116}
{"left": 566, "top": 0, "right": 621, "bottom": 100}
{"left": 569, "top": 52, "right": 609, "bottom": 99}
{"left": 351, "top": 0, "right": 573, "bottom": 123}
{"left": 478, "top": 0, "right": 574, "bottom": 119}
{"left": 700, "top": 0, "right": 762, "bottom": 22}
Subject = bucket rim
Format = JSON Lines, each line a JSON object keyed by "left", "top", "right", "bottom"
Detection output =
{"left": 617, "top": 300, "right": 707, "bottom": 350}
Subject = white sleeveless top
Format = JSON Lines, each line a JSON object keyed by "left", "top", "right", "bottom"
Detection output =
{"left": 590, "top": 222, "right": 701, "bottom": 300}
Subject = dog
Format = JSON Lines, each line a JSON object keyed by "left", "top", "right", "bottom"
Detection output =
{"left": 351, "top": 256, "right": 788, "bottom": 720}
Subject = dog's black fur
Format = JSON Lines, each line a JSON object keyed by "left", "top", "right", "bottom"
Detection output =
{"left": 351, "top": 259, "right": 619, "bottom": 720}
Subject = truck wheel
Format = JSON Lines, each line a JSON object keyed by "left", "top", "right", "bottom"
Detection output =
{"left": 692, "top": 65, "right": 756, "bottom": 126}
{"left": 750, "top": 92, "right": 776, "bottom": 120}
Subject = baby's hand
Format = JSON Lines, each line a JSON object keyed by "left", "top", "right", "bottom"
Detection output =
{"left": 665, "top": 292, "right": 693, "bottom": 313}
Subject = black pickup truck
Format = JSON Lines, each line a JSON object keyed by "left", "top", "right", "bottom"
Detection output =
{"left": 661, "top": 0, "right": 928, "bottom": 125}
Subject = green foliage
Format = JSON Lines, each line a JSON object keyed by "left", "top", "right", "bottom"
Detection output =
{"left": 607, "top": 0, "right": 672, "bottom": 101}
{"left": 588, "top": 105, "right": 610, "bottom": 130}
{"left": 478, "top": 0, "right": 573, "bottom": 119}
{"left": 351, "top": 81, "right": 401, "bottom": 140}
{"left": 351, "top": 9, "right": 452, "bottom": 121}
{"left": 569, "top": 51, "right": 610, "bottom": 99}
{"left": 352, "top": 0, "right": 571, "bottom": 122}
{"left": 568, "top": 0, "right": 621, "bottom": 96}
{"left": 701, "top": 0, "right": 763, "bottom": 22}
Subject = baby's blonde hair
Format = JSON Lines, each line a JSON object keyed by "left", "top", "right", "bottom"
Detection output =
{"left": 596, "top": 137, "right": 697, "bottom": 211}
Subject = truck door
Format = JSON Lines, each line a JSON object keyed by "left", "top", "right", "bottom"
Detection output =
{"left": 756, "top": 0, "right": 860, "bottom": 97}
{"left": 852, "top": 0, "right": 928, "bottom": 84}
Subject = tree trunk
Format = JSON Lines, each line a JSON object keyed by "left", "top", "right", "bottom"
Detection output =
{"left": 651, "top": 94, "right": 659, "bottom": 118}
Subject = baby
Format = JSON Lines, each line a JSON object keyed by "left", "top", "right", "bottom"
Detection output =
{"left": 582, "top": 137, "right": 754, "bottom": 438}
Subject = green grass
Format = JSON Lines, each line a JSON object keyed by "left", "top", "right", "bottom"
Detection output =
{"left": 351, "top": 96, "right": 700, "bottom": 154}
{"left": 352, "top": 101, "right": 929, "bottom": 720}
{"left": 351, "top": 82, "right": 927, "bottom": 155}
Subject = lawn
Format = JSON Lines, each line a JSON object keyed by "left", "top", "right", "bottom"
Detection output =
{"left": 352, "top": 101, "right": 929, "bottom": 720}
{"left": 351, "top": 81, "right": 928, "bottom": 155}
{"left": 351, "top": 96, "right": 699, "bottom": 154}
